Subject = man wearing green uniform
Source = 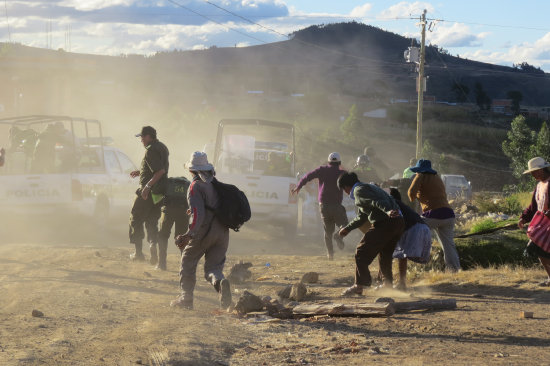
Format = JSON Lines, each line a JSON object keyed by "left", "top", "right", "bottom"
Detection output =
{"left": 156, "top": 177, "right": 190, "bottom": 270}
{"left": 129, "top": 126, "right": 169, "bottom": 262}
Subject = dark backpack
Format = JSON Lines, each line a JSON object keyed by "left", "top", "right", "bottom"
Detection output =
{"left": 209, "top": 178, "right": 251, "bottom": 232}
{"left": 165, "top": 177, "right": 191, "bottom": 206}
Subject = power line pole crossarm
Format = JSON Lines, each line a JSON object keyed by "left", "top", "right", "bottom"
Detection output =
{"left": 416, "top": 9, "right": 427, "bottom": 159}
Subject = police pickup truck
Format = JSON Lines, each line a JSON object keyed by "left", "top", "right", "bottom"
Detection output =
{"left": 0, "top": 116, "right": 137, "bottom": 224}
{"left": 213, "top": 119, "right": 299, "bottom": 235}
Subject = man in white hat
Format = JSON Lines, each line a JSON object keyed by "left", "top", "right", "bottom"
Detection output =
{"left": 171, "top": 151, "right": 232, "bottom": 310}
{"left": 292, "top": 152, "right": 348, "bottom": 260}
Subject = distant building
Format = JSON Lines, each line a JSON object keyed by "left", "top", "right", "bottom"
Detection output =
{"left": 363, "top": 108, "right": 387, "bottom": 119}
{"left": 491, "top": 99, "right": 513, "bottom": 114}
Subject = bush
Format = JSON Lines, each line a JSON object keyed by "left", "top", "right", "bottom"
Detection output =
{"left": 473, "top": 191, "right": 532, "bottom": 215}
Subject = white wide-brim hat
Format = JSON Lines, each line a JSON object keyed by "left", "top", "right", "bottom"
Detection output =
{"left": 187, "top": 151, "right": 214, "bottom": 171}
{"left": 523, "top": 157, "right": 550, "bottom": 174}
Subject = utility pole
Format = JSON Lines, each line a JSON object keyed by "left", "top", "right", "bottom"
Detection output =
{"left": 416, "top": 9, "right": 427, "bottom": 159}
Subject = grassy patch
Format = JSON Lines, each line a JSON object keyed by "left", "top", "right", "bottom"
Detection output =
{"left": 413, "top": 229, "right": 537, "bottom": 272}
{"left": 468, "top": 219, "right": 498, "bottom": 234}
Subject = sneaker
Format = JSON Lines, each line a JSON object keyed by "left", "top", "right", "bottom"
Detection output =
{"left": 333, "top": 232, "right": 345, "bottom": 250}
{"left": 170, "top": 295, "right": 193, "bottom": 309}
{"left": 341, "top": 285, "right": 363, "bottom": 297}
{"left": 149, "top": 245, "right": 158, "bottom": 265}
{"left": 130, "top": 252, "right": 145, "bottom": 262}
{"left": 219, "top": 279, "right": 232, "bottom": 309}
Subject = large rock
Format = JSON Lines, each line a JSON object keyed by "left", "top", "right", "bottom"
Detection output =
{"left": 300, "top": 272, "right": 319, "bottom": 284}
{"left": 235, "top": 290, "right": 264, "bottom": 314}
{"left": 227, "top": 261, "right": 253, "bottom": 284}
{"left": 289, "top": 283, "right": 307, "bottom": 302}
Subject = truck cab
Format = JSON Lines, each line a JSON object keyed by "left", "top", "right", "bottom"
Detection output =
{"left": 441, "top": 174, "right": 472, "bottom": 201}
{"left": 213, "top": 119, "right": 298, "bottom": 234}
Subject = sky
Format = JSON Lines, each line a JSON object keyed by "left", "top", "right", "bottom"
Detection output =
{"left": 2, "top": 0, "right": 550, "bottom": 71}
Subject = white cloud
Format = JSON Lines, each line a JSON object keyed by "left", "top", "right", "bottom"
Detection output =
{"left": 350, "top": 3, "right": 373, "bottom": 18}
{"left": 427, "top": 23, "right": 488, "bottom": 47}
{"left": 378, "top": 1, "right": 435, "bottom": 19}
{"left": 461, "top": 32, "right": 550, "bottom": 70}
{"left": 60, "top": 0, "right": 136, "bottom": 11}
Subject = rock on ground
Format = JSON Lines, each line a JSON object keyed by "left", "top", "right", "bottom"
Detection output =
{"left": 235, "top": 291, "right": 264, "bottom": 314}
{"left": 289, "top": 283, "right": 307, "bottom": 302}
{"left": 300, "top": 272, "right": 319, "bottom": 284}
{"left": 227, "top": 261, "right": 253, "bottom": 284}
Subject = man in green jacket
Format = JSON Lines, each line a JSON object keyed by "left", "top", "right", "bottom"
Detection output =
{"left": 337, "top": 172, "right": 405, "bottom": 296}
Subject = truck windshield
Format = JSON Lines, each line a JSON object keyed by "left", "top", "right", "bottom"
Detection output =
{"left": 216, "top": 123, "right": 294, "bottom": 177}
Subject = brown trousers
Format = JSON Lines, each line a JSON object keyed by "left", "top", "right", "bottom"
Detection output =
{"left": 355, "top": 216, "right": 405, "bottom": 287}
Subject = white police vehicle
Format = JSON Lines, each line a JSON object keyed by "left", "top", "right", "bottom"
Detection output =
{"left": 0, "top": 115, "right": 137, "bottom": 224}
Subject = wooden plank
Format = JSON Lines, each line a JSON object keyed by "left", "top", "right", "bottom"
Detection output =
{"left": 292, "top": 302, "right": 395, "bottom": 317}
{"left": 393, "top": 299, "right": 457, "bottom": 312}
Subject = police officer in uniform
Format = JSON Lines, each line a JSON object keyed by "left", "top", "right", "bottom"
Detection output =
{"left": 156, "top": 177, "right": 190, "bottom": 270}
{"left": 129, "top": 126, "right": 169, "bottom": 262}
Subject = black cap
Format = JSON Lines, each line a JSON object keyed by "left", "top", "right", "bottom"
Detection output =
{"left": 135, "top": 126, "right": 156, "bottom": 138}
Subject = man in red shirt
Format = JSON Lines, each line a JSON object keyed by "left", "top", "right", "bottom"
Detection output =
{"left": 292, "top": 152, "right": 348, "bottom": 260}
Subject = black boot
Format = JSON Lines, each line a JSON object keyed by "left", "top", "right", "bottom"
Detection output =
{"left": 130, "top": 242, "right": 145, "bottom": 262}
{"left": 149, "top": 243, "right": 158, "bottom": 265}
{"left": 156, "top": 239, "right": 167, "bottom": 270}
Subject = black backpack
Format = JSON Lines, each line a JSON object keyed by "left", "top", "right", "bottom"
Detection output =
{"left": 208, "top": 178, "right": 251, "bottom": 232}
{"left": 165, "top": 177, "right": 191, "bottom": 206}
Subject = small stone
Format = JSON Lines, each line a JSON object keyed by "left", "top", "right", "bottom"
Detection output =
{"left": 101, "top": 304, "right": 109, "bottom": 310}
{"left": 95, "top": 251, "right": 102, "bottom": 257}
{"left": 289, "top": 283, "right": 307, "bottom": 302}
{"left": 472, "top": 293, "right": 485, "bottom": 298}
{"left": 369, "top": 346, "right": 382, "bottom": 355}
{"left": 84, "top": 289, "right": 90, "bottom": 295}
{"left": 31, "top": 309, "right": 44, "bottom": 318}
{"left": 300, "top": 272, "right": 319, "bottom": 284}
{"left": 135, "top": 359, "right": 143, "bottom": 364}
{"left": 143, "top": 272, "right": 152, "bottom": 277}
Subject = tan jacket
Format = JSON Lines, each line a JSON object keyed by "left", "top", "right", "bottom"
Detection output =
{"left": 408, "top": 173, "right": 450, "bottom": 212}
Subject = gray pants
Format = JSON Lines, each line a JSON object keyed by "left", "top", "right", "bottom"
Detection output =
{"left": 424, "top": 217, "right": 461, "bottom": 271}
{"left": 179, "top": 218, "right": 229, "bottom": 299}
{"left": 320, "top": 203, "right": 349, "bottom": 255}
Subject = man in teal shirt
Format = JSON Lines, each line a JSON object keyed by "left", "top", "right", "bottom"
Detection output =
{"left": 337, "top": 172, "right": 405, "bottom": 296}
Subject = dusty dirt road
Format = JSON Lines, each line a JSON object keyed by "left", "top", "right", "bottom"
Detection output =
{"left": 1, "top": 224, "right": 550, "bottom": 365}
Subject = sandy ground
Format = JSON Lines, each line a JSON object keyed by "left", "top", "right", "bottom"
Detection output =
{"left": 1, "top": 223, "right": 550, "bottom": 366}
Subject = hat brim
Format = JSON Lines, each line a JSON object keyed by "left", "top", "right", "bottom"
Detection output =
{"left": 188, "top": 164, "right": 214, "bottom": 171}
{"left": 410, "top": 166, "right": 437, "bottom": 174}
{"left": 523, "top": 163, "right": 550, "bottom": 174}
